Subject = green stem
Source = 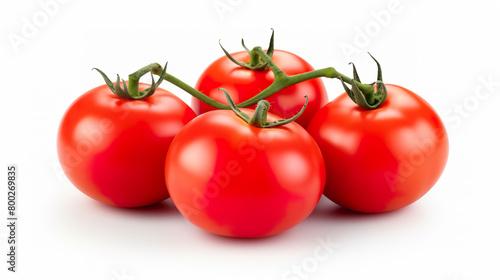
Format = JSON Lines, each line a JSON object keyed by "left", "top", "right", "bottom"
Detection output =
{"left": 152, "top": 54, "right": 374, "bottom": 109}
{"left": 249, "top": 48, "right": 261, "bottom": 67}
{"left": 128, "top": 63, "right": 162, "bottom": 97}
{"left": 135, "top": 47, "right": 377, "bottom": 109}
{"left": 232, "top": 47, "right": 374, "bottom": 108}
{"left": 251, "top": 47, "right": 286, "bottom": 80}
{"left": 248, "top": 98, "right": 270, "bottom": 127}
{"left": 162, "top": 73, "right": 230, "bottom": 109}
{"left": 294, "top": 67, "right": 374, "bottom": 93}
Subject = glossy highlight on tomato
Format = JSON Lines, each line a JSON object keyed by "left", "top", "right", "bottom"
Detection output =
{"left": 192, "top": 50, "right": 329, "bottom": 128}
{"left": 307, "top": 84, "right": 449, "bottom": 213}
{"left": 57, "top": 83, "right": 196, "bottom": 207}
{"left": 165, "top": 109, "right": 325, "bottom": 238}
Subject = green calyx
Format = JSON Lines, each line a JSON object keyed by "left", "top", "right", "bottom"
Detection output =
{"left": 339, "top": 53, "right": 387, "bottom": 110}
{"left": 219, "top": 28, "right": 275, "bottom": 71}
{"left": 220, "top": 88, "right": 308, "bottom": 128}
{"left": 93, "top": 62, "right": 167, "bottom": 100}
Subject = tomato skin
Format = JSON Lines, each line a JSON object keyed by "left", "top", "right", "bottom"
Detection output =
{"left": 57, "top": 83, "right": 196, "bottom": 207}
{"left": 165, "top": 109, "right": 325, "bottom": 238}
{"left": 192, "top": 50, "right": 329, "bottom": 128}
{"left": 307, "top": 84, "right": 449, "bottom": 213}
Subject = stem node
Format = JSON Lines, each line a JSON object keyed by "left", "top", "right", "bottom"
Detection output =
{"left": 221, "top": 88, "right": 308, "bottom": 128}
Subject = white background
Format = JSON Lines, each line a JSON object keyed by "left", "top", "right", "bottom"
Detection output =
{"left": 1, "top": 0, "right": 499, "bottom": 279}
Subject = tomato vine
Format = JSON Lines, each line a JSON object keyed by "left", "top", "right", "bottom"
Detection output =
{"left": 94, "top": 30, "right": 387, "bottom": 110}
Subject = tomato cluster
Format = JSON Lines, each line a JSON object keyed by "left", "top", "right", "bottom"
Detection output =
{"left": 57, "top": 32, "right": 448, "bottom": 238}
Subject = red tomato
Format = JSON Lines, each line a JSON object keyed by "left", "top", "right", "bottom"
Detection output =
{"left": 307, "top": 84, "right": 449, "bottom": 213}
{"left": 192, "top": 50, "right": 329, "bottom": 128}
{"left": 57, "top": 83, "right": 196, "bottom": 207}
{"left": 165, "top": 109, "right": 325, "bottom": 238}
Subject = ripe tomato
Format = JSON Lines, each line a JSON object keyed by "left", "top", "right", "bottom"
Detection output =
{"left": 192, "top": 50, "right": 329, "bottom": 128}
{"left": 307, "top": 84, "right": 449, "bottom": 213}
{"left": 57, "top": 83, "right": 196, "bottom": 207}
{"left": 165, "top": 109, "right": 325, "bottom": 238}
